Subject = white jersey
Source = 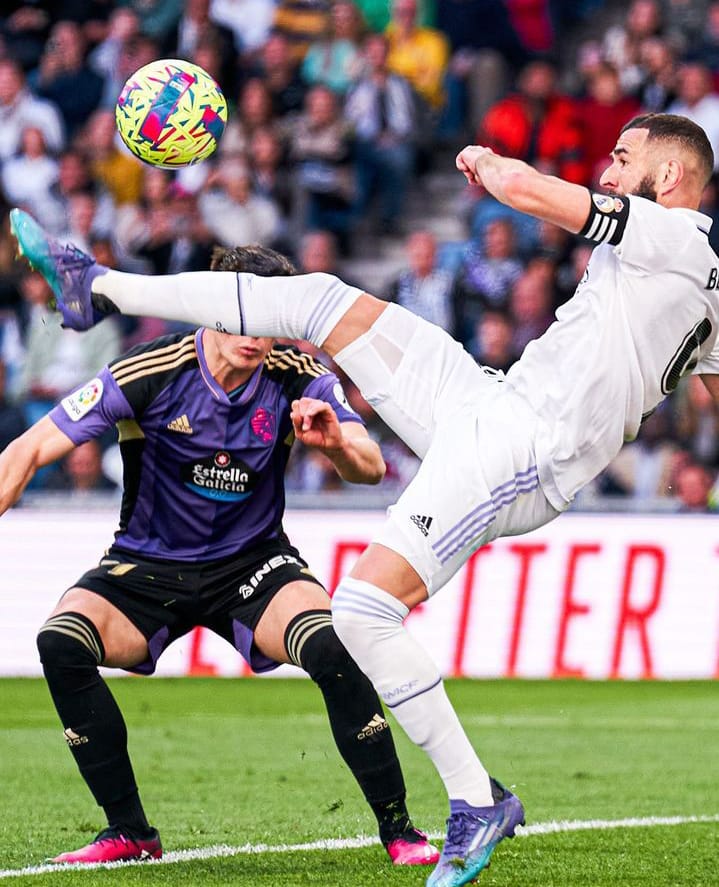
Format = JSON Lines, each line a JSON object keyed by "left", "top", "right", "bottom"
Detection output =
{"left": 506, "top": 193, "right": 719, "bottom": 510}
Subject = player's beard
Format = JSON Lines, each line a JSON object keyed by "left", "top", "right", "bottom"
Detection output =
{"left": 631, "top": 173, "right": 658, "bottom": 202}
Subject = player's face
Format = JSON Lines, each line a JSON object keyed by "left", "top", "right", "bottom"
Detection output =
{"left": 203, "top": 330, "right": 274, "bottom": 382}
{"left": 599, "top": 127, "right": 659, "bottom": 201}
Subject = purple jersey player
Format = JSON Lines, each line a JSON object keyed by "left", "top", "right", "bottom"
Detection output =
{"left": 0, "top": 246, "right": 438, "bottom": 868}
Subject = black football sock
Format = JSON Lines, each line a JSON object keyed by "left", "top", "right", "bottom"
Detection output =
{"left": 37, "top": 612, "right": 151, "bottom": 835}
{"left": 285, "top": 610, "right": 408, "bottom": 831}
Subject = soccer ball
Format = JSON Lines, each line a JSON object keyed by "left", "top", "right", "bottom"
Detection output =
{"left": 115, "top": 58, "right": 227, "bottom": 168}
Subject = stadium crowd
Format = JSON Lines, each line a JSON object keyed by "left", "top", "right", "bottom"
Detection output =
{"left": 2, "top": 0, "right": 719, "bottom": 510}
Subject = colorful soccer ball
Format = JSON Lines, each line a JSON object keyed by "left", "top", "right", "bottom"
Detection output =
{"left": 115, "top": 58, "right": 227, "bottom": 168}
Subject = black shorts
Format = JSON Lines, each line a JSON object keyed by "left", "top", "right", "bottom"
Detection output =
{"left": 74, "top": 535, "right": 325, "bottom": 675}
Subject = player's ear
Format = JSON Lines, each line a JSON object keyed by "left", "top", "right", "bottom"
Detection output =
{"left": 661, "top": 158, "right": 683, "bottom": 190}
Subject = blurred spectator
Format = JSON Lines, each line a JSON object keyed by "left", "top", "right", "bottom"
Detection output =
{"left": 116, "top": 166, "right": 173, "bottom": 262}
{"left": 36, "top": 149, "right": 116, "bottom": 236}
{"left": 466, "top": 308, "right": 516, "bottom": 372}
{"left": 256, "top": 31, "right": 308, "bottom": 116}
{"left": 49, "top": 439, "right": 118, "bottom": 494}
{"left": 700, "top": 171, "right": 719, "bottom": 254}
{"left": 635, "top": 35, "right": 678, "bottom": 112}
{"left": 198, "top": 157, "right": 281, "bottom": 246}
{"left": 385, "top": 0, "right": 450, "bottom": 113}
{"left": 600, "top": 407, "right": 679, "bottom": 501}
{"left": 301, "top": 0, "right": 364, "bottom": 95}
{"left": 89, "top": 7, "right": 141, "bottom": 108}
{"left": 0, "top": 358, "right": 25, "bottom": 453}
{"left": 221, "top": 77, "right": 276, "bottom": 157}
{"left": 668, "top": 60, "right": 719, "bottom": 169}
{"left": 578, "top": 62, "right": 641, "bottom": 188}
{"left": 162, "top": 0, "right": 237, "bottom": 90}
{"left": 0, "top": 3, "right": 51, "bottom": 69}
{"left": 478, "top": 59, "right": 586, "bottom": 184}
{"left": 0, "top": 304, "right": 24, "bottom": 401}
{"left": 30, "top": 20, "right": 104, "bottom": 138}
{"left": 386, "top": 230, "right": 457, "bottom": 332}
{"left": 695, "top": 1, "right": 719, "bottom": 74}
{"left": 290, "top": 84, "right": 355, "bottom": 250}
{"left": 17, "top": 270, "right": 121, "bottom": 428}
{"left": 0, "top": 125, "right": 59, "bottom": 221}
{"left": 554, "top": 238, "right": 593, "bottom": 306}
{"left": 248, "top": 126, "right": 295, "bottom": 236}
{"left": 132, "top": 186, "right": 214, "bottom": 275}
{"left": 298, "top": 228, "right": 341, "bottom": 273}
{"left": 663, "top": 0, "right": 710, "bottom": 52}
{"left": 59, "top": 191, "right": 112, "bottom": 252}
{"left": 674, "top": 457, "right": 715, "bottom": 511}
{"left": 125, "top": 0, "right": 184, "bottom": 45}
{"left": 603, "top": 0, "right": 664, "bottom": 95}
{"left": 210, "top": 0, "right": 275, "bottom": 61}
{"left": 675, "top": 374, "right": 719, "bottom": 467}
{"left": 344, "top": 32, "right": 417, "bottom": 235}
{"left": 83, "top": 109, "right": 145, "bottom": 207}
{"left": 508, "top": 260, "right": 555, "bottom": 353}
{"left": 272, "top": 0, "right": 332, "bottom": 63}
{"left": 453, "top": 217, "right": 522, "bottom": 342}
{"left": 99, "top": 32, "right": 161, "bottom": 114}
{"left": 0, "top": 57, "right": 64, "bottom": 162}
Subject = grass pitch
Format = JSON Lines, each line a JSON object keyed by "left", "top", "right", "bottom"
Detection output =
{"left": 1, "top": 678, "right": 717, "bottom": 886}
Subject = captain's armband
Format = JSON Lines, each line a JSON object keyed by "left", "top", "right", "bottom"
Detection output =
{"left": 579, "top": 192, "right": 630, "bottom": 246}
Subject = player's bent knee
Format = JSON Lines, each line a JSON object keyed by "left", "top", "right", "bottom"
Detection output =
{"left": 37, "top": 612, "right": 105, "bottom": 676}
{"left": 284, "top": 609, "right": 358, "bottom": 683}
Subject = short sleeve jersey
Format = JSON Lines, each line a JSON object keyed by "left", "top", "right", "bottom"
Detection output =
{"left": 506, "top": 194, "right": 719, "bottom": 509}
{"left": 49, "top": 330, "right": 362, "bottom": 560}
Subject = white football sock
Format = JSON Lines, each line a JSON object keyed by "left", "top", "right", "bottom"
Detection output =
{"left": 331, "top": 577, "right": 493, "bottom": 806}
{"left": 93, "top": 270, "right": 363, "bottom": 347}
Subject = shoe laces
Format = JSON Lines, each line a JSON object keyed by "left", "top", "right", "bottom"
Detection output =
{"left": 93, "top": 826, "right": 128, "bottom": 845}
{"left": 443, "top": 811, "right": 487, "bottom": 858}
{"left": 57, "top": 243, "right": 95, "bottom": 273}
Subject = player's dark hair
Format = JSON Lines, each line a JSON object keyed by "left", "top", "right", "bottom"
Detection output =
{"left": 210, "top": 244, "right": 297, "bottom": 276}
{"left": 621, "top": 113, "right": 715, "bottom": 186}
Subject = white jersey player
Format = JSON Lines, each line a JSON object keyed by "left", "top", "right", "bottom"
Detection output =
{"left": 9, "top": 113, "right": 718, "bottom": 887}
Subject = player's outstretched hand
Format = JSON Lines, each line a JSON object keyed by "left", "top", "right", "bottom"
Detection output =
{"left": 291, "top": 397, "right": 343, "bottom": 453}
{"left": 456, "top": 145, "right": 495, "bottom": 185}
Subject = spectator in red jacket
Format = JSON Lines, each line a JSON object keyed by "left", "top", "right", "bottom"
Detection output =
{"left": 477, "top": 58, "right": 586, "bottom": 184}
{"left": 578, "top": 62, "right": 641, "bottom": 188}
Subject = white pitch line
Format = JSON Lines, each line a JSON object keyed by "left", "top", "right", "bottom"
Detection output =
{"left": 1, "top": 814, "right": 718, "bottom": 879}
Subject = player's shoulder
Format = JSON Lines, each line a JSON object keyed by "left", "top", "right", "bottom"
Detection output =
{"left": 263, "top": 344, "right": 332, "bottom": 399}
{"left": 109, "top": 330, "right": 199, "bottom": 409}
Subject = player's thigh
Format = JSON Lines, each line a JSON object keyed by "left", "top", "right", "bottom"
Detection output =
{"left": 50, "top": 587, "right": 148, "bottom": 668}
{"left": 253, "top": 580, "right": 331, "bottom": 663}
{"left": 372, "top": 389, "right": 557, "bottom": 596}
{"left": 339, "top": 303, "right": 496, "bottom": 457}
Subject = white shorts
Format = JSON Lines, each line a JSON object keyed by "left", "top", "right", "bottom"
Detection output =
{"left": 334, "top": 304, "right": 560, "bottom": 594}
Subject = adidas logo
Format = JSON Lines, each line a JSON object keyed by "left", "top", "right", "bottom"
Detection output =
{"left": 167, "top": 414, "right": 193, "bottom": 434}
{"left": 410, "top": 514, "right": 433, "bottom": 536}
{"left": 63, "top": 727, "right": 89, "bottom": 746}
{"left": 357, "top": 713, "right": 389, "bottom": 740}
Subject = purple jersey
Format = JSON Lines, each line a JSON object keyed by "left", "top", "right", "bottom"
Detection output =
{"left": 49, "top": 330, "right": 362, "bottom": 561}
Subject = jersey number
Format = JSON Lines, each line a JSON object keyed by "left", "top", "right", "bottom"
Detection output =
{"left": 661, "top": 318, "right": 712, "bottom": 394}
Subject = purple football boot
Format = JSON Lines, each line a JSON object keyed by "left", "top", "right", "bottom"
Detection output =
{"left": 9, "top": 208, "right": 112, "bottom": 330}
{"left": 426, "top": 778, "right": 525, "bottom": 887}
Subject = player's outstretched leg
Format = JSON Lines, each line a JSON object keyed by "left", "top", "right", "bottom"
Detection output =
{"left": 49, "top": 827, "right": 163, "bottom": 864}
{"left": 427, "top": 778, "right": 525, "bottom": 887}
{"left": 9, "top": 209, "right": 110, "bottom": 331}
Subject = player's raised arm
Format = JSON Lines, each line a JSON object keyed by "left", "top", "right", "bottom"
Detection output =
{"left": 291, "top": 397, "right": 386, "bottom": 485}
{"left": 0, "top": 417, "right": 75, "bottom": 515}
{"left": 456, "top": 145, "right": 592, "bottom": 234}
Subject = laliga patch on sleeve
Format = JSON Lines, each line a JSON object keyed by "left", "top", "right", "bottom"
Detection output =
{"left": 333, "top": 382, "right": 357, "bottom": 414}
{"left": 61, "top": 378, "right": 104, "bottom": 421}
